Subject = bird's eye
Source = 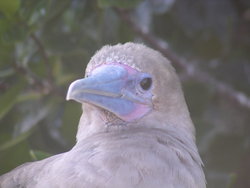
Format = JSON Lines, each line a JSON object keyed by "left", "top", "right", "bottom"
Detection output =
{"left": 140, "top": 77, "right": 152, "bottom": 90}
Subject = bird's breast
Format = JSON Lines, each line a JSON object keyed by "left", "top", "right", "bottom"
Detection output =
{"left": 61, "top": 130, "right": 203, "bottom": 188}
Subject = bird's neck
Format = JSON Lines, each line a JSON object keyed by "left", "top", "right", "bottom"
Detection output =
{"left": 76, "top": 104, "right": 195, "bottom": 144}
{"left": 76, "top": 104, "right": 106, "bottom": 142}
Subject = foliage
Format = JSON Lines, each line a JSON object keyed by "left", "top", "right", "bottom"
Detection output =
{"left": 0, "top": 0, "right": 249, "bottom": 187}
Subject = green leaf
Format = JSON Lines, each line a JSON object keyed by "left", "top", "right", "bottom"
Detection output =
{"left": 0, "top": 103, "right": 51, "bottom": 152}
{"left": 0, "top": 68, "right": 14, "bottom": 77}
{"left": 98, "top": 0, "right": 142, "bottom": 9}
{"left": 0, "top": 139, "right": 31, "bottom": 175}
{"left": 53, "top": 58, "right": 75, "bottom": 86}
{"left": 61, "top": 102, "right": 81, "bottom": 145}
{"left": 17, "top": 91, "right": 43, "bottom": 102}
{"left": 0, "top": 82, "right": 24, "bottom": 120}
{"left": 29, "top": 150, "right": 51, "bottom": 161}
{"left": 0, "top": 129, "right": 32, "bottom": 151}
{"left": 0, "top": 19, "right": 10, "bottom": 35}
{"left": 228, "top": 173, "right": 238, "bottom": 188}
{"left": 0, "top": 0, "right": 20, "bottom": 18}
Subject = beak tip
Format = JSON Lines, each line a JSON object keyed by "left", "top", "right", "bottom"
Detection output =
{"left": 66, "top": 94, "right": 71, "bottom": 101}
{"left": 66, "top": 90, "right": 74, "bottom": 101}
{"left": 66, "top": 80, "right": 77, "bottom": 101}
{"left": 66, "top": 95, "right": 71, "bottom": 101}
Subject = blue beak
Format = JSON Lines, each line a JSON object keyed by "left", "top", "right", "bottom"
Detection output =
{"left": 66, "top": 65, "right": 151, "bottom": 121}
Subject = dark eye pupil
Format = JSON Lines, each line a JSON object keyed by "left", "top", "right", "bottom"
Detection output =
{"left": 140, "top": 77, "right": 152, "bottom": 90}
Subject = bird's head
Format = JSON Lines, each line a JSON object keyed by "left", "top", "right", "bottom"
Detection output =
{"left": 67, "top": 43, "right": 194, "bottom": 140}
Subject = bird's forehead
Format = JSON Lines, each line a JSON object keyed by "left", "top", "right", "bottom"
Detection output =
{"left": 85, "top": 47, "right": 146, "bottom": 75}
{"left": 86, "top": 62, "right": 141, "bottom": 76}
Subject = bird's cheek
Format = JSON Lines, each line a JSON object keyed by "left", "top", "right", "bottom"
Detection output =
{"left": 84, "top": 94, "right": 151, "bottom": 122}
{"left": 120, "top": 103, "right": 152, "bottom": 122}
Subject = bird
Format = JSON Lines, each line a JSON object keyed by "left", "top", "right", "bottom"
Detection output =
{"left": 0, "top": 43, "right": 206, "bottom": 188}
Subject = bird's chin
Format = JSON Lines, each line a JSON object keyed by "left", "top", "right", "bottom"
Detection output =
{"left": 98, "top": 102, "right": 151, "bottom": 123}
{"left": 82, "top": 102, "right": 125, "bottom": 124}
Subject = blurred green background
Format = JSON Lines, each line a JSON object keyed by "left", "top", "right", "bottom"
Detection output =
{"left": 0, "top": 0, "right": 250, "bottom": 187}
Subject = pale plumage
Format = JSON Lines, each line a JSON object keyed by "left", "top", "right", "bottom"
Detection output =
{"left": 0, "top": 43, "right": 206, "bottom": 188}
